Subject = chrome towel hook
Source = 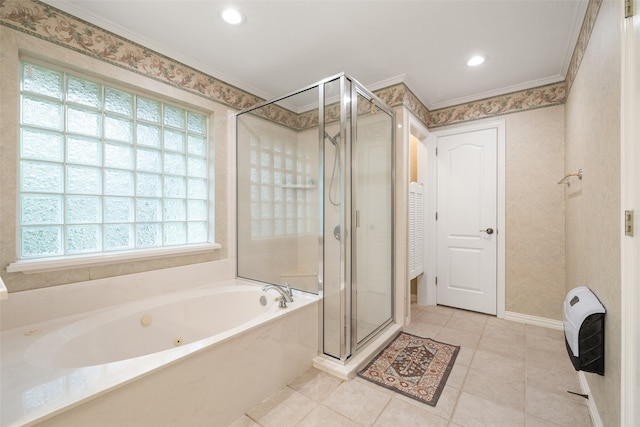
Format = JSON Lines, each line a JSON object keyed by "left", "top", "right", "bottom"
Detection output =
{"left": 558, "top": 169, "right": 583, "bottom": 187}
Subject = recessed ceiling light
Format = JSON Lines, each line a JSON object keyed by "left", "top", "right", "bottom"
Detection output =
{"left": 467, "top": 55, "right": 486, "bottom": 67}
{"left": 221, "top": 8, "right": 244, "bottom": 25}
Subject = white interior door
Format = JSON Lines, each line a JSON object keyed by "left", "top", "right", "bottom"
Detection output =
{"left": 436, "top": 128, "right": 497, "bottom": 315}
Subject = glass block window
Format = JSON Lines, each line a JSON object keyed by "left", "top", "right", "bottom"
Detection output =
{"left": 249, "top": 136, "right": 315, "bottom": 238}
{"left": 19, "top": 62, "right": 211, "bottom": 259}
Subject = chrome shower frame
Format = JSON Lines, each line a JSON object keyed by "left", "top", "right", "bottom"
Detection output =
{"left": 235, "top": 72, "right": 395, "bottom": 363}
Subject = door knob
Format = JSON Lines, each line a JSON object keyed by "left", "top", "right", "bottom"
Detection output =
{"left": 480, "top": 228, "right": 494, "bottom": 235}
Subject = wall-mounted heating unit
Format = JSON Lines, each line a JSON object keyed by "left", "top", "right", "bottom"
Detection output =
{"left": 563, "top": 286, "right": 606, "bottom": 376}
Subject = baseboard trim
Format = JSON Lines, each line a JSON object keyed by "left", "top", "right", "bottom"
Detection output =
{"left": 503, "top": 311, "right": 564, "bottom": 330}
{"left": 578, "top": 371, "right": 603, "bottom": 427}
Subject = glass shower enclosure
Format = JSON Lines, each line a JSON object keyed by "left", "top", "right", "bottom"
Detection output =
{"left": 235, "top": 73, "right": 394, "bottom": 362}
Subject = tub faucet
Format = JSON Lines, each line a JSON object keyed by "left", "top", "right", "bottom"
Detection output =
{"left": 262, "top": 283, "right": 294, "bottom": 308}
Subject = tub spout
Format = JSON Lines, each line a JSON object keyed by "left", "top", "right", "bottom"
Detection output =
{"left": 262, "top": 283, "right": 294, "bottom": 308}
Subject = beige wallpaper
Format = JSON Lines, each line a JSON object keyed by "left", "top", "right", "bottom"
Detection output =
{"left": 504, "top": 105, "right": 566, "bottom": 320}
{"left": 564, "top": 1, "right": 622, "bottom": 425}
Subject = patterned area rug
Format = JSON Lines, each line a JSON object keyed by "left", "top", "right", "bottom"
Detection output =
{"left": 358, "top": 332, "right": 459, "bottom": 406}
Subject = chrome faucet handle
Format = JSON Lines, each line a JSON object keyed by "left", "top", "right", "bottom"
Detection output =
{"left": 262, "top": 284, "right": 292, "bottom": 307}
{"left": 283, "top": 282, "right": 294, "bottom": 302}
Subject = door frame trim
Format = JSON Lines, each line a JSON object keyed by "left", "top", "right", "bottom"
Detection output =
{"left": 425, "top": 118, "right": 505, "bottom": 318}
{"left": 621, "top": 8, "right": 639, "bottom": 426}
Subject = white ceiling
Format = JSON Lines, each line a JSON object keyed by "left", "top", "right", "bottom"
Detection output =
{"left": 46, "top": 0, "right": 588, "bottom": 111}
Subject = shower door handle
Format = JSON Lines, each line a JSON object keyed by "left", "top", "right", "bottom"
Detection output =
{"left": 479, "top": 228, "right": 494, "bottom": 235}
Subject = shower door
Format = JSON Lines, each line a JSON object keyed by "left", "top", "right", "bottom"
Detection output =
{"left": 352, "top": 90, "right": 394, "bottom": 348}
{"left": 322, "top": 78, "right": 394, "bottom": 359}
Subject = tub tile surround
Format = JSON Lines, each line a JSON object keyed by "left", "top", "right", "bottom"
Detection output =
{"left": 0, "top": 260, "right": 233, "bottom": 330}
{"left": 0, "top": 267, "right": 320, "bottom": 427}
{"left": 236, "top": 304, "right": 593, "bottom": 427}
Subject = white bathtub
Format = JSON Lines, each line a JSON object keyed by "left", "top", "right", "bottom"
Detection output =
{"left": 1, "top": 279, "right": 319, "bottom": 427}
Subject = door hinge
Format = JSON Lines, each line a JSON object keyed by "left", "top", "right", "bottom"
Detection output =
{"left": 435, "top": 211, "right": 438, "bottom": 221}
{"left": 435, "top": 276, "right": 438, "bottom": 285}
{"left": 435, "top": 147, "right": 438, "bottom": 156}
{"left": 625, "top": 0, "right": 635, "bottom": 18}
{"left": 625, "top": 210, "right": 634, "bottom": 236}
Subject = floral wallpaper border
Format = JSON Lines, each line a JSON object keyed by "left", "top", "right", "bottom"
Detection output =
{"left": 428, "top": 82, "right": 567, "bottom": 128}
{"left": 0, "top": 0, "right": 602, "bottom": 131}
{"left": 0, "top": 0, "right": 282, "bottom": 117}
{"left": 565, "top": 0, "right": 603, "bottom": 93}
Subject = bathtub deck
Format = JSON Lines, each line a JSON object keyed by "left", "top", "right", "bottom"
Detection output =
{"left": 0, "top": 281, "right": 319, "bottom": 427}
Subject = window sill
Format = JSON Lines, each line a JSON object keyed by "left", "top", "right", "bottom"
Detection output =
{"left": 6, "top": 243, "right": 222, "bottom": 274}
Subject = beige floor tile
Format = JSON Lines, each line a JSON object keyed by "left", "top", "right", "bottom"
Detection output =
{"left": 470, "top": 349, "right": 525, "bottom": 380}
{"left": 240, "top": 308, "right": 593, "bottom": 427}
{"left": 526, "top": 324, "right": 565, "bottom": 340}
{"left": 401, "top": 384, "right": 460, "bottom": 421}
{"left": 435, "top": 326, "right": 481, "bottom": 349}
{"left": 526, "top": 347, "right": 575, "bottom": 374}
{"left": 445, "top": 360, "right": 469, "bottom": 389}
{"left": 525, "top": 365, "right": 586, "bottom": 405}
{"left": 422, "top": 304, "right": 458, "bottom": 316}
{"left": 462, "top": 367, "right": 525, "bottom": 411}
{"left": 451, "top": 309, "right": 491, "bottom": 324}
{"left": 452, "top": 391, "right": 525, "bottom": 427}
{"left": 525, "top": 386, "right": 592, "bottom": 427}
{"left": 322, "top": 379, "right": 391, "bottom": 426}
{"left": 455, "top": 346, "right": 476, "bottom": 367}
{"left": 445, "top": 315, "right": 487, "bottom": 335}
{"left": 414, "top": 310, "right": 451, "bottom": 327}
{"left": 526, "top": 331, "right": 566, "bottom": 351}
{"left": 297, "top": 406, "right": 362, "bottom": 427}
{"left": 352, "top": 376, "right": 396, "bottom": 397}
{"left": 411, "top": 303, "right": 425, "bottom": 313}
{"left": 288, "top": 368, "right": 343, "bottom": 402}
{"left": 228, "top": 415, "right": 261, "bottom": 427}
{"left": 390, "top": 382, "right": 460, "bottom": 421}
{"left": 483, "top": 323, "right": 526, "bottom": 342}
{"left": 247, "top": 387, "right": 316, "bottom": 427}
{"left": 486, "top": 316, "right": 526, "bottom": 332}
{"left": 373, "top": 397, "right": 448, "bottom": 427}
{"left": 477, "top": 334, "right": 526, "bottom": 359}
{"left": 403, "top": 321, "right": 443, "bottom": 339}
{"left": 525, "top": 413, "right": 565, "bottom": 426}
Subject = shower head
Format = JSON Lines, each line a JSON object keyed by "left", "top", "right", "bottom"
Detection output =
{"left": 324, "top": 131, "right": 340, "bottom": 146}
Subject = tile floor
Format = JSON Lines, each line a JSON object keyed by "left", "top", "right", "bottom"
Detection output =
{"left": 230, "top": 304, "right": 593, "bottom": 427}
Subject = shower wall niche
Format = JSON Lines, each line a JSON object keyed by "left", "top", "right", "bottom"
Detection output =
{"left": 236, "top": 73, "right": 395, "bottom": 362}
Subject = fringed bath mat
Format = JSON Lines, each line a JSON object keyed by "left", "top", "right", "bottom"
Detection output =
{"left": 358, "top": 332, "right": 459, "bottom": 406}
